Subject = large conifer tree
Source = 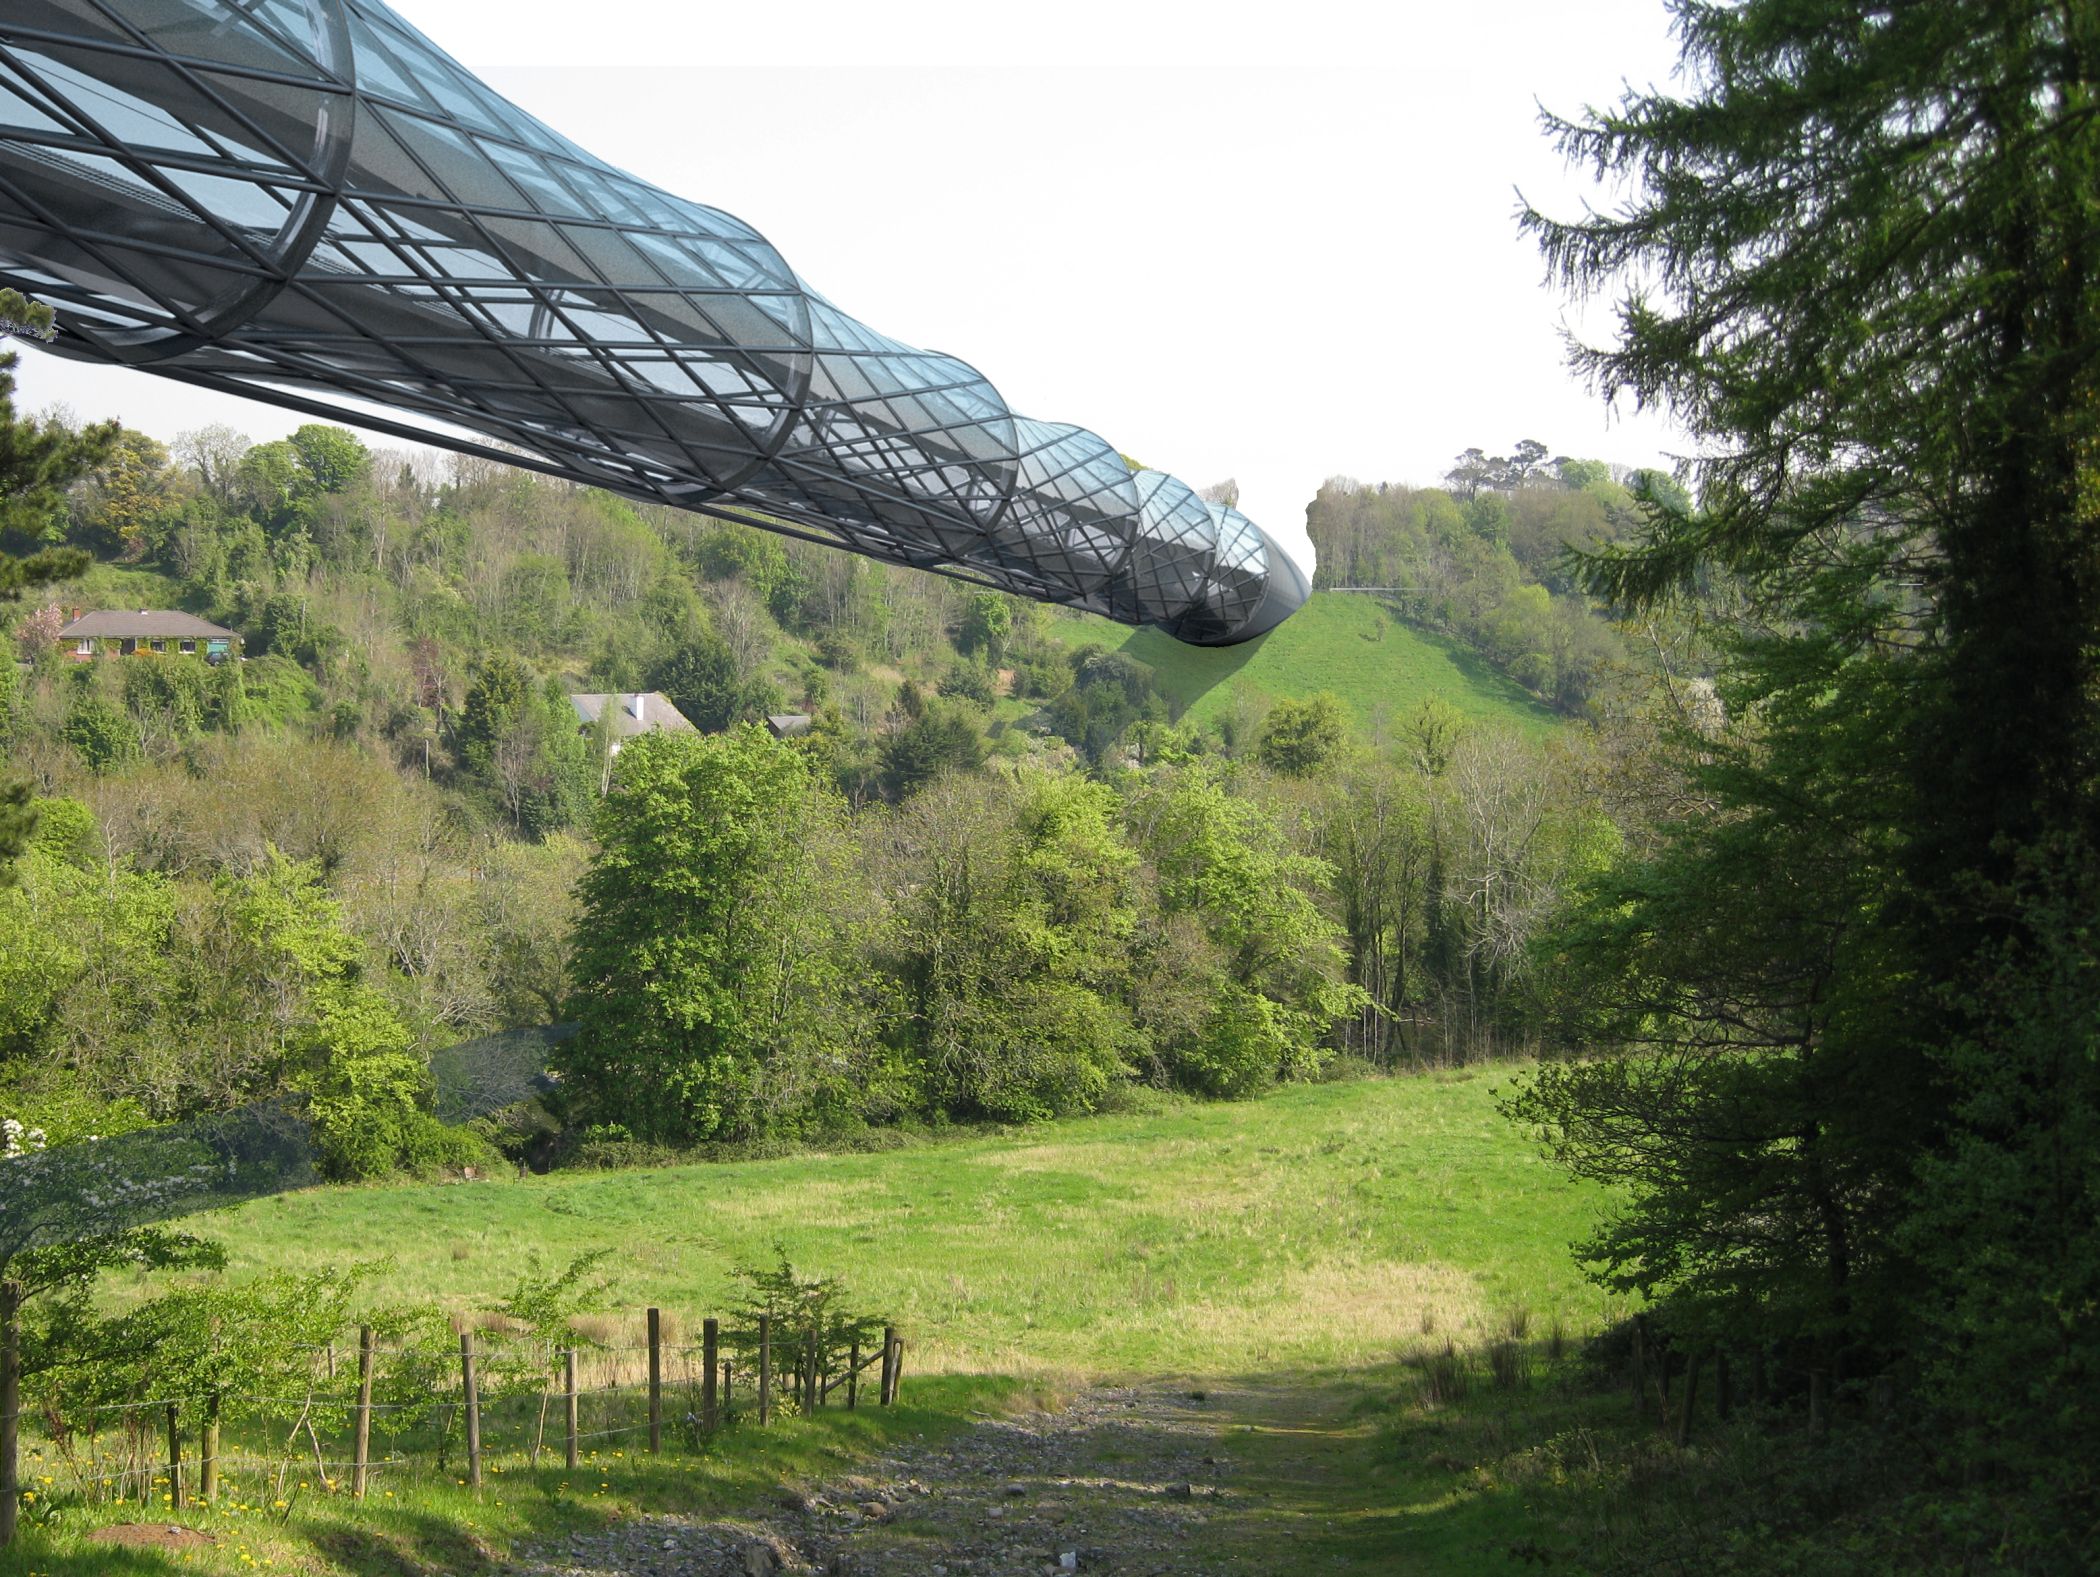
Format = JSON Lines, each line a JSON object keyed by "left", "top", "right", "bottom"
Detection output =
{"left": 1510, "top": 0, "right": 2098, "bottom": 1515}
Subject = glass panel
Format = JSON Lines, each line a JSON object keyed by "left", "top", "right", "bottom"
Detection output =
{"left": 0, "top": 0, "right": 1301, "bottom": 646}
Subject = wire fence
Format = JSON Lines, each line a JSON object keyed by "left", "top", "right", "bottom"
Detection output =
{"left": 0, "top": 1301, "right": 908, "bottom": 1545}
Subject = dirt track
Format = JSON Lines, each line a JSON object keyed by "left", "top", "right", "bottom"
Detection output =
{"left": 509, "top": 1384, "right": 1256, "bottom": 1577}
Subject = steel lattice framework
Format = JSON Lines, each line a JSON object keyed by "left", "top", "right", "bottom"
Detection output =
{"left": 0, "top": 0, "right": 1307, "bottom": 643}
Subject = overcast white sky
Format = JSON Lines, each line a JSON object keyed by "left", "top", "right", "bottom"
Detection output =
{"left": 11, "top": 0, "right": 1692, "bottom": 576}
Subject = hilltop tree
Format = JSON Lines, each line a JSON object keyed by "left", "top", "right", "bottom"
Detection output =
{"left": 74, "top": 429, "right": 177, "bottom": 560}
{"left": 1509, "top": 0, "right": 2100, "bottom": 1512}
{"left": 286, "top": 423, "right": 369, "bottom": 495}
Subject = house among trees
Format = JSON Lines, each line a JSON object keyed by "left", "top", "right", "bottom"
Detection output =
{"left": 568, "top": 691, "right": 696, "bottom": 758}
{"left": 58, "top": 609, "right": 240, "bottom": 661}
{"left": 765, "top": 713, "right": 813, "bottom": 740}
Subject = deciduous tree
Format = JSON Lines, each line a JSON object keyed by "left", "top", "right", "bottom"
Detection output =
{"left": 562, "top": 728, "right": 876, "bottom": 1143}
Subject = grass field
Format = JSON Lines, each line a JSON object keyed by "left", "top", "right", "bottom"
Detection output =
{"left": 175, "top": 1071, "right": 1605, "bottom": 1379}
{"left": 1044, "top": 591, "right": 1560, "bottom": 738}
{"left": 8, "top": 1072, "right": 1652, "bottom": 1576}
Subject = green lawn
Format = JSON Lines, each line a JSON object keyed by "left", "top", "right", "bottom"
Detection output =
{"left": 176, "top": 1071, "right": 1604, "bottom": 1380}
{"left": 1045, "top": 591, "right": 1560, "bottom": 737}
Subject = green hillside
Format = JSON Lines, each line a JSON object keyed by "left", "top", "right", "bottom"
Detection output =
{"left": 1045, "top": 590, "right": 1560, "bottom": 737}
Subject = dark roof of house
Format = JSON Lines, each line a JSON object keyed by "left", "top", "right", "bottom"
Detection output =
{"left": 568, "top": 692, "right": 696, "bottom": 739}
{"left": 766, "top": 713, "right": 813, "bottom": 738}
{"left": 58, "top": 609, "right": 238, "bottom": 640}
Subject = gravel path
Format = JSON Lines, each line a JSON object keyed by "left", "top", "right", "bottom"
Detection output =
{"left": 508, "top": 1385, "right": 1249, "bottom": 1577}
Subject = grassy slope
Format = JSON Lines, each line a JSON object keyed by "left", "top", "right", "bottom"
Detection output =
{"left": 8, "top": 1073, "right": 1655, "bottom": 1576}
{"left": 177, "top": 1072, "right": 1601, "bottom": 1380}
{"left": 1044, "top": 591, "right": 1559, "bottom": 737}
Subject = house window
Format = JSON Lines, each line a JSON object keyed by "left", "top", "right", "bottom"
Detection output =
{"left": 75, "top": 638, "right": 91, "bottom": 656}
{"left": 206, "top": 638, "right": 229, "bottom": 657}
{"left": 179, "top": 639, "right": 196, "bottom": 654}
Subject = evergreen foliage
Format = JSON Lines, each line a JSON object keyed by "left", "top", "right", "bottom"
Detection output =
{"left": 1506, "top": 0, "right": 2100, "bottom": 1549}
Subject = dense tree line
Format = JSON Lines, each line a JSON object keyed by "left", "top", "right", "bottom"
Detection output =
{"left": 0, "top": 335, "right": 1607, "bottom": 1179}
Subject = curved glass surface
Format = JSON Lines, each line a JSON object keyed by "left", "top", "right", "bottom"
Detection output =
{"left": 0, "top": 0, "right": 1305, "bottom": 644}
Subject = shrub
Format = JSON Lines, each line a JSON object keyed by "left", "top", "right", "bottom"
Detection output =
{"left": 60, "top": 695, "right": 139, "bottom": 773}
{"left": 939, "top": 658, "right": 997, "bottom": 704}
{"left": 1169, "top": 988, "right": 1292, "bottom": 1099}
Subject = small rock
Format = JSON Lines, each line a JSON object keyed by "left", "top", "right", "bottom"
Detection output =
{"left": 1059, "top": 1554, "right": 1079, "bottom": 1572}
{"left": 741, "top": 1536, "right": 787, "bottom": 1576}
{"left": 1005, "top": 1482, "right": 1027, "bottom": 1497}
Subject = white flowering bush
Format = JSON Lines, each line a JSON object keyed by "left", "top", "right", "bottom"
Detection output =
{"left": 2, "top": 1115, "right": 48, "bottom": 1158}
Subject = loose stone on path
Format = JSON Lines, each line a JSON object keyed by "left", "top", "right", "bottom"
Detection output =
{"left": 507, "top": 1385, "right": 1238, "bottom": 1576}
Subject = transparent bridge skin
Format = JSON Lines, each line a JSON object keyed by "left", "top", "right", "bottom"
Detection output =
{"left": 0, "top": 0, "right": 1308, "bottom": 644}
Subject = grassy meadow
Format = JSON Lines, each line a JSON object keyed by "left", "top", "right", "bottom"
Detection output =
{"left": 174, "top": 1069, "right": 1605, "bottom": 1380}
{"left": 7, "top": 1071, "right": 1673, "bottom": 1577}
{"left": 1045, "top": 591, "right": 1561, "bottom": 737}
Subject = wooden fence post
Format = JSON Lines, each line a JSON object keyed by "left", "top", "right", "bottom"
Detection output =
{"left": 889, "top": 1335, "right": 904, "bottom": 1406}
{"left": 880, "top": 1324, "right": 897, "bottom": 1407}
{"left": 564, "top": 1348, "right": 579, "bottom": 1471}
{"left": 722, "top": 1359, "right": 733, "bottom": 1423}
{"left": 1, "top": 1280, "right": 21, "bottom": 1550}
{"left": 702, "top": 1318, "right": 719, "bottom": 1434}
{"left": 352, "top": 1327, "right": 374, "bottom": 1501}
{"left": 1630, "top": 1318, "right": 1646, "bottom": 1421}
{"left": 199, "top": 1390, "right": 222, "bottom": 1503}
{"left": 1673, "top": 1351, "right": 1703, "bottom": 1448}
{"left": 847, "top": 1341, "right": 860, "bottom": 1410}
{"left": 460, "top": 1332, "right": 482, "bottom": 1488}
{"left": 165, "top": 1402, "right": 183, "bottom": 1509}
{"left": 806, "top": 1326, "right": 820, "bottom": 1411}
{"left": 757, "top": 1315, "right": 772, "bottom": 1426}
{"left": 646, "top": 1308, "right": 662, "bottom": 1454}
